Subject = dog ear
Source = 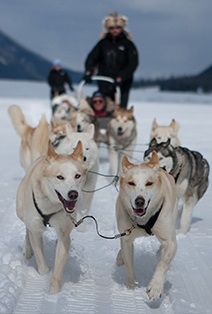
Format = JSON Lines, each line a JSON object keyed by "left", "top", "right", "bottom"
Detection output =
{"left": 70, "top": 140, "right": 84, "bottom": 161}
{"left": 170, "top": 118, "right": 180, "bottom": 133}
{"left": 128, "top": 106, "right": 134, "bottom": 113}
{"left": 86, "top": 124, "right": 95, "bottom": 139}
{"left": 147, "top": 151, "right": 159, "bottom": 168}
{"left": 149, "top": 138, "right": 157, "bottom": 147}
{"left": 121, "top": 155, "right": 134, "bottom": 172}
{"left": 151, "top": 118, "right": 158, "bottom": 131}
{"left": 47, "top": 140, "right": 59, "bottom": 160}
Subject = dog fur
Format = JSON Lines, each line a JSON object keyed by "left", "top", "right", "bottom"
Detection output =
{"left": 106, "top": 106, "right": 137, "bottom": 175}
{"left": 116, "top": 151, "right": 177, "bottom": 300}
{"left": 144, "top": 138, "right": 210, "bottom": 233}
{"left": 16, "top": 138, "right": 87, "bottom": 294}
{"left": 54, "top": 123, "right": 99, "bottom": 215}
{"left": 8, "top": 104, "right": 50, "bottom": 171}
{"left": 51, "top": 94, "right": 77, "bottom": 121}
{"left": 70, "top": 98, "right": 100, "bottom": 142}
{"left": 150, "top": 118, "right": 181, "bottom": 147}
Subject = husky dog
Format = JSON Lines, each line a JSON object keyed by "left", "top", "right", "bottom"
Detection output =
{"left": 144, "top": 138, "right": 210, "bottom": 233}
{"left": 49, "top": 118, "right": 75, "bottom": 148}
{"left": 16, "top": 139, "right": 87, "bottom": 294}
{"left": 106, "top": 106, "right": 137, "bottom": 175}
{"left": 54, "top": 123, "right": 99, "bottom": 215}
{"left": 150, "top": 118, "right": 181, "bottom": 147}
{"left": 116, "top": 151, "right": 177, "bottom": 300}
{"left": 8, "top": 105, "right": 50, "bottom": 171}
{"left": 51, "top": 94, "right": 77, "bottom": 121}
{"left": 70, "top": 98, "right": 100, "bottom": 142}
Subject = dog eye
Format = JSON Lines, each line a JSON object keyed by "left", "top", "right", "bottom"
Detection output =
{"left": 57, "top": 175, "right": 65, "bottom": 180}
{"left": 146, "top": 181, "right": 153, "bottom": 186}
{"left": 75, "top": 174, "right": 81, "bottom": 179}
{"left": 128, "top": 181, "right": 136, "bottom": 186}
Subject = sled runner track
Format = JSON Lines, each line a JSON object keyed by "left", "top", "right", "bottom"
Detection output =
{"left": 13, "top": 268, "right": 51, "bottom": 314}
{"left": 170, "top": 234, "right": 212, "bottom": 314}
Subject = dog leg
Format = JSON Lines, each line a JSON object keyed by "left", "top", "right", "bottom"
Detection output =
{"left": 28, "top": 230, "right": 49, "bottom": 275}
{"left": 119, "top": 237, "right": 137, "bottom": 288}
{"left": 146, "top": 235, "right": 177, "bottom": 300}
{"left": 49, "top": 228, "right": 71, "bottom": 294}
{"left": 23, "top": 228, "right": 33, "bottom": 259}
{"left": 116, "top": 249, "right": 124, "bottom": 266}
{"left": 108, "top": 148, "right": 119, "bottom": 175}
{"left": 179, "top": 197, "right": 196, "bottom": 234}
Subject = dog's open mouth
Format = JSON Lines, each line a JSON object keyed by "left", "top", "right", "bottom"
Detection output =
{"left": 132, "top": 199, "right": 150, "bottom": 217}
{"left": 117, "top": 130, "right": 125, "bottom": 137}
{"left": 55, "top": 190, "right": 77, "bottom": 214}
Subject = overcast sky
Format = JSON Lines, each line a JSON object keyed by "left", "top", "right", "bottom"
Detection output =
{"left": 0, "top": 0, "right": 212, "bottom": 78}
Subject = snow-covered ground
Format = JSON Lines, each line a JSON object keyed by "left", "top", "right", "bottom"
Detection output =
{"left": 0, "top": 80, "right": 212, "bottom": 314}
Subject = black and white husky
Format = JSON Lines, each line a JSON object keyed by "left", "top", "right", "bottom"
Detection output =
{"left": 144, "top": 138, "right": 210, "bottom": 233}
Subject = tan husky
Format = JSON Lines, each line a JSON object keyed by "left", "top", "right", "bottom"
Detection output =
{"left": 116, "top": 151, "right": 177, "bottom": 300}
{"left": 150, "top": 118, "right": 181, "bottom": 147}
{"left": 16, "top": 140, "right": 87, "bottom": 294}
{"left": 106, "top": 106, "right": 137, "bottom": 175}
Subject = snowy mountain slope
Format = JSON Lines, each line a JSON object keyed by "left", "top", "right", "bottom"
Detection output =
{"left": 0, "top": 81, "right": 212, "bottom": 314}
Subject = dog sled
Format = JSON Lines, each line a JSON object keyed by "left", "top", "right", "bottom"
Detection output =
{"left": 77, "top": 75, "right": 120, "bottom": 131}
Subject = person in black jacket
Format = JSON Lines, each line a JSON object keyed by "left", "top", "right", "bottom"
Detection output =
{"left": 47, "top": 59, "right": 74, "bottom": 99}
{"left": 83, "top": 12, "right": 139, "bottom": 108}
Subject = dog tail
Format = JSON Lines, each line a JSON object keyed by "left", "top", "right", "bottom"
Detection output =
{"left": 8, "top": 105, "right": 29, "bottom": 137}
{"left": 31, "top": 115, "right": 50, "bottom": 162}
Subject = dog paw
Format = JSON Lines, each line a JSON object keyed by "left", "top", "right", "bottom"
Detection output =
{"left": 146, "top": 281, "right": 163, "bottom": 300}
{"left": 23, "top": 245, "right": 33, "bottom": 260}
{"left": 116, "top": 250, "right": 124, "bottom": 266}
{"left": 38, "top": 265, "right": 49, "bottom": 275}
{"left": 49, "top": 277, "right": 60, "bottom": 294}
{"left": 127, "top": 280, "right": 138, "bottom": 289}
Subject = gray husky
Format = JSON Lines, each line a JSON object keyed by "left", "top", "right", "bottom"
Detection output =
{"left": 144, "top": 138, "right": 210, "bottom": 233}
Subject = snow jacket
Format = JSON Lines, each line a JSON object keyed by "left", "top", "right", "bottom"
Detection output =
{"left": 47, "top": 68, "right": 73, "bottom": 94}
{"left": 85, "top": 32, "right": 139, "bottom": 84}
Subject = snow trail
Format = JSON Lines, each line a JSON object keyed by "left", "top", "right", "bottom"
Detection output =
{"left": 0, "top": 84, "right": 212, "bottom": 313}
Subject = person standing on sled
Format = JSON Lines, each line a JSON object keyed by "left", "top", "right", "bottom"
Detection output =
{"left": 47, "top": 59, "right": 74, "bottom": 100}
{"left": 83, "top": 12, "right": 139, "bottom": 109}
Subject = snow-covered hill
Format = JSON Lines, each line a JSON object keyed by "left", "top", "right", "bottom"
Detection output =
{"left": 0, "top": 81, "right": 212, "bottom": 314}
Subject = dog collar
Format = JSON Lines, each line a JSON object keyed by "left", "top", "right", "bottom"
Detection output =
{"left": 136, "top": 201, "right": 164, "bottom": 236}
{"left": 32, "top": 192, "right": 62, "bottom": 227}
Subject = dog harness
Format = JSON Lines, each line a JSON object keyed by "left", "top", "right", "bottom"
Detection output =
{"left": 136, "top": 202, "right": 163, "bottom": 236}
{"left": 32, "top": 192, "right": 62, "bottom": 227}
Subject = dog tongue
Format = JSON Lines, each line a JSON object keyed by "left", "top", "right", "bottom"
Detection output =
{"left": 134, "top": 208, "right": 146, "bottom": 216}
{"left": 117, "top": 130, "right": 124, "bottom": 137}
{"left": 55, "top": 191, "right": 76, "bottom": 213}
{"left": 62, "top": 199, "right": 76, "bottom": 213}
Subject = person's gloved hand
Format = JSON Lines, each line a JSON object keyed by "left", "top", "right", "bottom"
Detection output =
{"left": 114, "top": 76, "right": 122, "bottom": 87}
{"left": 83, "top": 71, "right": 92, "bottom": 83}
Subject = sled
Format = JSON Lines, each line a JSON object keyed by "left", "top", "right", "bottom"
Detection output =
{"left": 77, "top": 75, "right": 120, "bottom": 131}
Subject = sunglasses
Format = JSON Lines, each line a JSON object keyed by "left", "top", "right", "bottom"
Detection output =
{"left": 93, "top": 99, "right": 104, "bottom": 104}
{"left": 108, "top": 26, "right": 122, "bottom": 30}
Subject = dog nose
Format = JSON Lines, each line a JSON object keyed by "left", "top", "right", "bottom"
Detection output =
{"left": 135, "top": 196, "right": 145, "bottom": 208}
{"left": 77, "top": 125, "right": 82, "bottom": 132}
{"left": 68, "top": 190, "right": 78, "bottom": 200}
{"left": 118, "top": 126, "right": 123, "bottom": 132}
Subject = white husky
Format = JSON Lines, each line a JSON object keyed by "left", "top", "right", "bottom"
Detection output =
{"left": 16, "top": 140, "right": 87, "bottom": 294}
{"left": 55, "top": 123, "right": 99, "bottom": 215}
{"left": 116, "top": 151, "right": 178, "bottom": 300}
{"left": 150, "top": 118, "right": 181, "bottom": 147}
